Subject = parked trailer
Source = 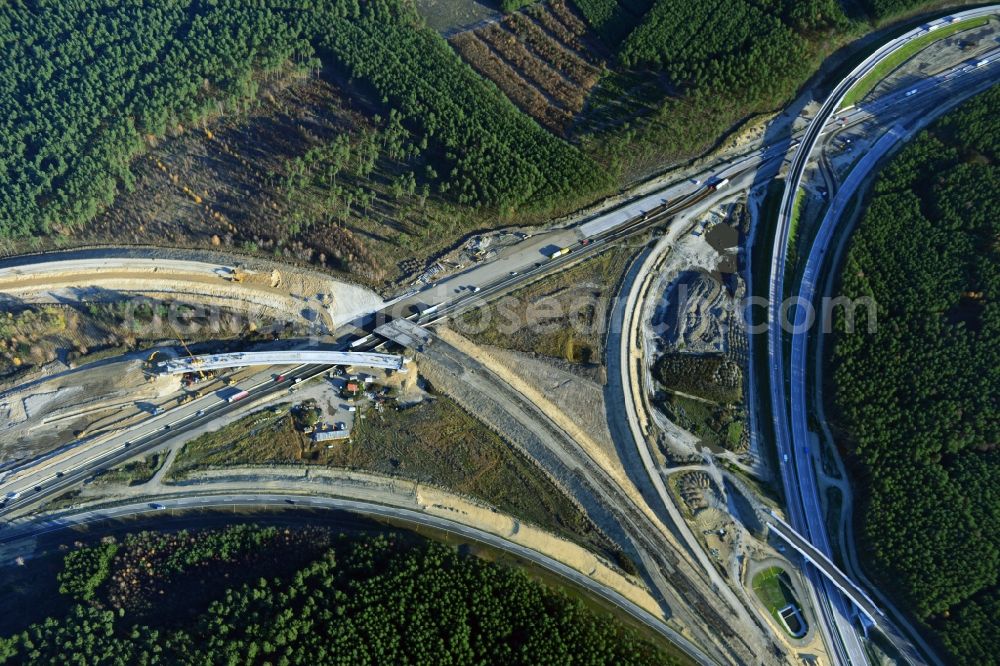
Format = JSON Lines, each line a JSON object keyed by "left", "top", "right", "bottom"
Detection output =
{"left": 228, "top": 390, "right": 250, "bottom": 403}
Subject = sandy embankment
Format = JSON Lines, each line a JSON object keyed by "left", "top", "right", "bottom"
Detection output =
{"left": 0, "top": 257, "right": 383, "bottom": 331}
{"left": 158, "top": 466, "right": 663, "bottom": 618}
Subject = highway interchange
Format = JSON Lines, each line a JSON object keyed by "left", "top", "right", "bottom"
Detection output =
{"left": 2, "top": 9, "right": 999, "bottom": 664}
{"left": 768, "top": 8, "right": 999, "bottom": 665}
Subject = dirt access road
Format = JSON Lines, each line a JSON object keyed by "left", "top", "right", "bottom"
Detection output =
{"left": 0, "top": 252, "right": 382, "bottom": 332}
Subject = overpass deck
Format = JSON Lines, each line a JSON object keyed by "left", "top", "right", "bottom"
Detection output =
{"left": 158, "top": 350, "right": 405, "bottom": 374}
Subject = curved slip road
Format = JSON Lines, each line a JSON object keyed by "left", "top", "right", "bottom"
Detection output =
{"left": 767, "top": 6, "right": 1000, "bottom": 664}
{"left": 0, "top": 492, "right": 715, "bottom": 666}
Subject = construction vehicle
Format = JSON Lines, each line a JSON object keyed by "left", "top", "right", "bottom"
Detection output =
{"left": 170, "top": 327, "right": 207, "bottom": 381}
{"left": 143, "top": 350, "right": 161, "bottom": 372}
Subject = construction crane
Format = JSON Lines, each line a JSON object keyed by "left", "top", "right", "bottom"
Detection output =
{"left": 169, "top": 325, "right": 206, "bottom": 381}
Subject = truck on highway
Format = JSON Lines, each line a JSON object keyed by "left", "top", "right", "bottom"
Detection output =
{"left": 549, "top": 247, "right": 571, "bottom": 259}
{"left": 228, "top": 390, "right": 250, "bottom": 403}
{"left": 708, "top": 177, "right": 730, "bottom": 191}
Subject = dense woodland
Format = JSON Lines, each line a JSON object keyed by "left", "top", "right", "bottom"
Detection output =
{"left": 0, "top": 0, "right": 605, "bottom": 240}
{"left": 0, "top": 0, "right": 956, "bottom": 251}
{"left": 0, "top": 526, "right": 680, "bottom": 664}
{"left": 865, "top": 0, "right": 936, "bottom": 19}
{"left": 571, "top": 0, "right": 851, "bottom": 175}
{"left": 832, "top": 86, "right": 1000, "bottom": 665}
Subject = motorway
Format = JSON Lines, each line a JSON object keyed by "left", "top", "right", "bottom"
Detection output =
{"left": 0, "top": 141, "right": 792, "bottom": 661}
{"left": 787, "top": 58, "right": 1000, "bottom": 666}
{"left": 0, "top": 10, "right": 997, "bottom": 662}
{"left": 0, "top": 362, "right": 326, "bottom": 515}
{"left": 767, "top": 7, "right": 999, "bottom": 666}
{"left": 599, "top": 23, "right": 1000, "bottom": 666}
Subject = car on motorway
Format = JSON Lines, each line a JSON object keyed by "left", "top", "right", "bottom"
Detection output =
{"left": 196, "top": 409, "right": 205, "bottom": 416}
{"left": 275, "top": 374, "right": 286, "bottom": 382}
{"left": 509, "top": 271, "right": 518, "bottom": 276}
{"left": 56, "top": 471, "right": 64, "bottom": 478}
{"left": 34, "top": 486, "right": 42, "bottom": 492}
{"left": 149, "top": 503, "right": 166, "bottom": 510}
{"left": 4, "top": 491, "right": 19, "bottom": 500}
{"left": 783, "top": 454, "right": 789, "bottom": 463}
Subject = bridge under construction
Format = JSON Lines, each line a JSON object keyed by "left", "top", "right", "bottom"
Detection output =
{"left": 157, "top": 350, "right": 406, "bottom": 374}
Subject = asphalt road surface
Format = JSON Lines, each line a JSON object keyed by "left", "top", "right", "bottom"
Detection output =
{"left": 0, "top": 492, "right": 715, "bottom": 666}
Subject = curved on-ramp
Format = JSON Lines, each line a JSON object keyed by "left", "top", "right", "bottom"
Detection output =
{"left": 767, "top": 6, "right": 999, "bottom": 665}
